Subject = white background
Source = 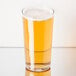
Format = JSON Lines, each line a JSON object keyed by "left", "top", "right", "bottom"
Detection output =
{"left": 0, "top": 0, "right": 76, "bottom": 47}
{"left": 0, "top": 1, "right": 76, "bottom": 75}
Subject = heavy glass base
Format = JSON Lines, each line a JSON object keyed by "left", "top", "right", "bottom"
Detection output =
{"left": 26, "top": 63, "right": 50, "bottom": 72}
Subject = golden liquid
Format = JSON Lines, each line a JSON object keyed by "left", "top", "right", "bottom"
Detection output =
{"left": 25, "top": 68, "right": 51, "bottom": 76}
{"left": 23, "top": 17, "right": 53, "bottom": 69}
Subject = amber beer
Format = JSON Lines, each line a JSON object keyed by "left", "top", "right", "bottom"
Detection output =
{"left": 22, "top": 8, "right": 54, "bottom": 72}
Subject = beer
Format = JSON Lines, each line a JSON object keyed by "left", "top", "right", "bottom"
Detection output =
{"left": 22, "top": 8, "right": 54, "bottom": 71}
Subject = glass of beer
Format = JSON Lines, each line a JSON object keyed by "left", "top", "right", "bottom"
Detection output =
{"left": 22, "top": 7, "right": 54, "bottom": 72}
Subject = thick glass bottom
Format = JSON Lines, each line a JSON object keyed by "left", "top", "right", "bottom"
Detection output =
{"left": 26, "top": 63, "right": 50, "bottom": 72}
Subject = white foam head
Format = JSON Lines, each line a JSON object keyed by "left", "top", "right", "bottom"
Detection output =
{"left": 22, "top": 8, "right": 54, "bottom": 21}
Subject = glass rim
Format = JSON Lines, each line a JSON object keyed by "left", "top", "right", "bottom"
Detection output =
{"left": 22, "top": 7, "right": 54, "bottom": 21}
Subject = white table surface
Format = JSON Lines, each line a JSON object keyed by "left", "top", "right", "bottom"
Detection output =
{"left": 0, "top": 48, "right": 76, "bottom": 76}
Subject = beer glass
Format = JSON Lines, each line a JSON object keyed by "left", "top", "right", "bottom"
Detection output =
{"left": 22, "top": 7, "right": 54, "bottom": 72}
